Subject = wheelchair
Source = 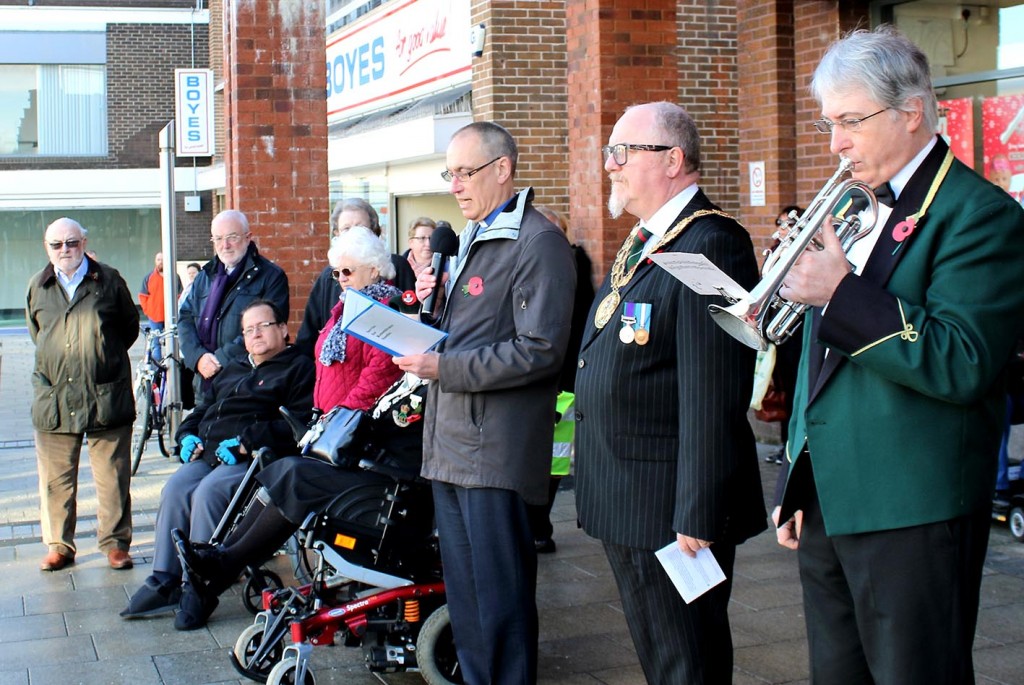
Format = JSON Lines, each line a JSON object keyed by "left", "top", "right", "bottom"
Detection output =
{"left": 226, "top": 374, "right": 462, "bottom": 684}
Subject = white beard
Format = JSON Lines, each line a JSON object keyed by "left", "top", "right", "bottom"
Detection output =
{"left": 607, "top": 187, "right": 626, "bottom": 219}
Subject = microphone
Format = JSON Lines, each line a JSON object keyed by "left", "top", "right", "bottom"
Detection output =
{"left": 421, "top": 224, "right": 459, "bottom": 317}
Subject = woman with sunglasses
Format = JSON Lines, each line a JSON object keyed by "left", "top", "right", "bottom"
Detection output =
{"left": 169, "top": 226, "right": 405, "bottom": 629}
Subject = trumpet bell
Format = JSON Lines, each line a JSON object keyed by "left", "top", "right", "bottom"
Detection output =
{"left": 708, "top": 301, "right": 770, "bottom": 351}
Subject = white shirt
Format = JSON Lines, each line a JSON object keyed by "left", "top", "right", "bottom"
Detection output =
{"left": 56, "top": 256, "right": 89, "bottom": 299}
{"left": 639, "top": 184, "right": 700, "bottom": 260}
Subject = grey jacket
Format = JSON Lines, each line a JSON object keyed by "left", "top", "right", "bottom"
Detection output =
{"left": 27, "top": 259, "right": 140, "bottom": 433}
{"left": 422, "top": 188, "right": 576, "bottom": 505}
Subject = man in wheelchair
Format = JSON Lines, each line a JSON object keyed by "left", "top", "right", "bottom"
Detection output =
{"left": 173, "top": 372, "right": 429, "bottom": 630}
{"left": 122, "top": 300, "right": 315, "bottom": 629}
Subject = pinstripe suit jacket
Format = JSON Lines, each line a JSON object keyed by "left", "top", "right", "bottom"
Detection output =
{"left": 575, "top": 191, "right": 767, "bottom": 550}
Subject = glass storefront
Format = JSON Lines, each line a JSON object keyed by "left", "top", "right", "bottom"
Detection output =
{"left": 0, "top": 207, "right": 160, "bottom": 322}
{"left": 885, "top": 1, "right": 1024, "bottom": 205}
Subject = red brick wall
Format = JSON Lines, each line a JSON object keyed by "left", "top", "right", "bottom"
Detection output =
{"left": 470, "top": 1, "right": 571, "bottom": 227}
{"left": 566, "top": 0, "right": 680, "bottom": 279}
{"left": 221, "top": 0, "right": 329, "bottom": 328}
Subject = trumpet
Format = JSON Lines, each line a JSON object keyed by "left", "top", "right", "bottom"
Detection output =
{"left": 708, "top": 158, "right": 878, "bottom": 351}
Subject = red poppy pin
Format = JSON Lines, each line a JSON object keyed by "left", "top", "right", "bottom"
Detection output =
{"left": 401, "top": 290, "right": 417, "bottom": 306}
{"left": 891, "top": 217, "right": 916, "bottom": 255}
{"left": 461, "top": 276, "right": 484, "bottom": 297}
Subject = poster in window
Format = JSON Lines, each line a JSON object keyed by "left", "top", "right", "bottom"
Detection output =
{"left": 982, "top": 94, "right": 1024, "bottom": 204}
{"left": 937, "top": 98, "right": 974, "bottom": 168}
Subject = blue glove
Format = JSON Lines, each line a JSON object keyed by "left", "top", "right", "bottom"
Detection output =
{"left": 179, "top": 434, "right": 203, "bottom": 463}
{"left": 216, "top": 437, "right": 242, "bottom": 465}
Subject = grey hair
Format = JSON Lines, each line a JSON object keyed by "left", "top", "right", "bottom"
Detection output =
{"left": 46, "top": 217, "right": 89, "bottom": 237}
{"left": 811, "top": 25, "right": 938, "bottom": 133}
{"left": 327, "top": 225, "right": 395, "bottom": 281}
{"left": 453, "top": 121, "right": 519, "bottom": 175}
{"left": 628, "top": 101, "right": 701, "bottom": 174}
{"left": 213, "top": 209, "right": 250, "bottom": 234}
{"left": 331, "top": 198, "right": 380, "bottom": 235}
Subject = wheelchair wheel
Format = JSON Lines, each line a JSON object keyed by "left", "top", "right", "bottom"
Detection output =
{"left": 267, "top": 660, "right": 315, "bottom": 685}
{"left": 130, "top": 383, "right": 154, "bottom": 476}
{"left": 1010, "top": 505, "right": 1024, "bottom": 542}
{"left": 416, "top": 604, "right": 463, "bottom": 684}
{"left": 243, "top": 568, "right": 284, "bottom": 615}
{"left": 232, "top": 622, "right": 285, "bottom": 682}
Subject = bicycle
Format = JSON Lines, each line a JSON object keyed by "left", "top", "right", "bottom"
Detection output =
{"left": 130, "top": 326, "right": 180, "bottom": 475}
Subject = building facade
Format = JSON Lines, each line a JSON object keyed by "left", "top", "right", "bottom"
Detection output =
{"left": 3, "top": 0, "right": 1022, "bottom": 326}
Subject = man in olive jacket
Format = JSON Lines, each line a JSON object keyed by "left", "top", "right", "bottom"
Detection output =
{"left": 27, "top": 217, "right": 140, "bottom": 572}
{"left": 396, "top": 121, "right": 575, "bottom": 684}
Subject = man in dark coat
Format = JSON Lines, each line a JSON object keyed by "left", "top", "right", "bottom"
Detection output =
{"left": 574, "top": 102, "right": 766, "bottom": 684}
{"left": 178, "top": 209, "right": 290, "bottom": 399}
{"left": 121, "top": 300, "right": 314, "bottom": 631}
{"left": 27, "top": 217, "right": 140, "bottom": 572}
{"left": 395, "top": 121, "right": 576, "bottom": 684}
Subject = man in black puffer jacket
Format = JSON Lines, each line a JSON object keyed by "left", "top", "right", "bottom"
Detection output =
{"left": 121, "top": 300, "right": 314, "bottom": 630}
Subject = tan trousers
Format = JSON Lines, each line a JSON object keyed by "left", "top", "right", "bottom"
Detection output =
{"left": 35, "top": 426, "right": 133, "bottom": 555}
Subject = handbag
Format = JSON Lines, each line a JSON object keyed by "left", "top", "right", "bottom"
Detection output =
{"left": 754, "top": 385, "right": 788, "bottom": 423}
{"left": 302, "top": 406, "right": 364, "bottom": 466}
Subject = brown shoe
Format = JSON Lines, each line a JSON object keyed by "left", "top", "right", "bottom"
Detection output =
{"left": 40, "top": 550, "right": 75, "bottom": 572}
{"left": 107, "top": 548, "right": 134, "bottom": 570}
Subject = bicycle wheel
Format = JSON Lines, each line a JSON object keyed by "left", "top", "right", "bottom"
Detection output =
{"left": 131, "top": 382, "right": 154, "bottom": 476}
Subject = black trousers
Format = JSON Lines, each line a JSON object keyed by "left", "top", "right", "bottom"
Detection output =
{"left": 432, "top": 482, "right": 538, "bottom": 685}
{"left": 603, "top": 540, "right": 737, "bottom": 684}
{"left": 798, "top": 479, "right": 990, "bottom": 685}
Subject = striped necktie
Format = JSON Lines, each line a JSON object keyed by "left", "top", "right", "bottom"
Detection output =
{"left": 625, "top": 226, "right": 654, "bottom": 270}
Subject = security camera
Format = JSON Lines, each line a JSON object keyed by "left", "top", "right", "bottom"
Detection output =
{"left": 470, "top": 23, "right": 486, "bottom": 58}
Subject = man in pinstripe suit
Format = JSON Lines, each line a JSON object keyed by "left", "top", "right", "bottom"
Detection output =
{"left": 575, "top": 102, "right": 767, "bottom": 684}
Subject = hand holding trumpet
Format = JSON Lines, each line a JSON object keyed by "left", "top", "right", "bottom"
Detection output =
{"left": 777, "top": 220, "right": 853, "bottom": 308}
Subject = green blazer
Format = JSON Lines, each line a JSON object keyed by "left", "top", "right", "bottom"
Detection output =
{"left": 780, "top": 137, "right": 1024, "bottom": 536}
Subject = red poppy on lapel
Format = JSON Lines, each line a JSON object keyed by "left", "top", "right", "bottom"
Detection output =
{"left": 462, "top": 276, "right": 484, "bottom": 297}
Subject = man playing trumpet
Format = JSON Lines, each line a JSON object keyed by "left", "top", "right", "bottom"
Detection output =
{"left": 774, "top": 25, "right": 1024, "bottom": 684}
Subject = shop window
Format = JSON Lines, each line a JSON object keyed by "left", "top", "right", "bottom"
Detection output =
{"left": 0, "top": 63, "right": 107, "bottom": 157}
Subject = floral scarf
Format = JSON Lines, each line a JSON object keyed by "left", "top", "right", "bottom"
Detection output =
{"left": 319, "top": 281, "right": 401, "bottom": 366}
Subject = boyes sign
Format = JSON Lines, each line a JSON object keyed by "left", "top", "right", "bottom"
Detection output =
{"left": 325, "top": 0, "right": 471, "bottom": 123}
{"left": 175, "top": 69, "right": 215, "bottom": 157}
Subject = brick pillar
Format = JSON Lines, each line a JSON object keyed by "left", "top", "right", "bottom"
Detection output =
{"left": 737, "top": 0, "right": 798, "bottom": 254}
{"left": 566, "top": 0, "right": 679, "bottom": 278}
{"left": 222, "top": 0, "right": 329, "bottom": 328}
{"left": 794, "top": 0, "right": 871, "bottom": 203}
{"left": 469, "top": 1, "right": 572, "bottom": 238}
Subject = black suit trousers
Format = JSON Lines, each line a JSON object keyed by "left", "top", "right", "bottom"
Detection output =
{"left": 797, "top": 475, "right": 990, "bottom": 685}
{"left": 603, "top": 540, "right": 736, "bottom": 684}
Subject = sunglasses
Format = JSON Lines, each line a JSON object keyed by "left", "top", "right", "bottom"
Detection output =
{"left": 332, "top": 267, "right": 360, "bottom": 279}
{"left": 47, "top": 239, "right": 83, "bottom": 250}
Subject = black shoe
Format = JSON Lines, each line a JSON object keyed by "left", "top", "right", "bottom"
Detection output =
{"left": 535, "top": 538, "right": 556, "bottom": 554}
{"left": 174, "top": 582, "right": 219, "bottom": 631}
{"left": 170, "top": 528, "right": 222, "bottom": 586}
{"left": 121, "top": 577, "right": 182, "bottom": 619}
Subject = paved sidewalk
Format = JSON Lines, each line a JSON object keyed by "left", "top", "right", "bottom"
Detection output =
{"left": 1, "top": 331, "right": 1022, "bottom": 684}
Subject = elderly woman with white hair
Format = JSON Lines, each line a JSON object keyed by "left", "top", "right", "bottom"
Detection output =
{"left": 313, "top": 225, "right": 404, "bottom": 411}
{"left": 169, "top": 225, "right": 409, "bottom": 630}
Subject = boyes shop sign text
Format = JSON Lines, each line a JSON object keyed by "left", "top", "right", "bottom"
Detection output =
{"left": 326, "top": 0, "right": 472, "bottom": 122}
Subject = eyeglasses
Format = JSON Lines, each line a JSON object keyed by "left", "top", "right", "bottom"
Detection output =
{"left": 441, "top": 157, "right": 502, "bottom": 183}
{"left": 813, "top": 108, "right": 889, "bottom": 134}
{"left": 210, "top": 232, "right": 248, "bottom": 245}
{"left": 242, "top": 321, "right": 281, "bottom": 337}
{"left": 46, "top": 239, "right": 83, "bottom": 250}
{"left": 332, "top": 266, "right": 361, "bottom": 279}
{"left": 409, "top": 236, "right": 431, "bottom": 242}
{"left": 601, "top": 143, "right": 673, "bottom": 166}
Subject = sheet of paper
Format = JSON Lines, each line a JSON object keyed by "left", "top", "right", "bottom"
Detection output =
{"left": 654, "top": 541, "right": 727, "bottom": 604}
{"left": 341, "top": 289, "right": 447, "bottom": 357}
{"left": 649, "top": 253, "right": 749, "bottom": 302}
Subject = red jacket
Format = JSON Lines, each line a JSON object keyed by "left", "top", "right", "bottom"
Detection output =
{"left": 313, "top": 299, "right": 402, "bottom": 411}
{"left": 139, "top": 269, "right": 166, "bottom": 323}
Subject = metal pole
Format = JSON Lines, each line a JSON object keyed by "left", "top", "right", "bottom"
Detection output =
{"left": 158, "top": 121, "right": 182, "bottom": 439}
